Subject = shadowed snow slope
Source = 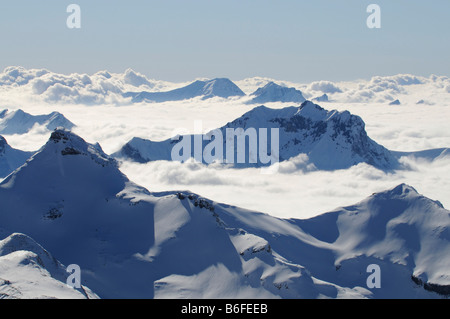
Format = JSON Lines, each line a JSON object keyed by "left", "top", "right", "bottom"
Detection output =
{"left": 0, "top": 129, "right": 156, "bottom": 298}
{"left": 125, "top": 78, "right": 245, "bottom": 103}
{"left": 114, "top": 101, "right": 398, "bottom": 170}
{"left": 0, "top": 135, "right": 34, "bottom": 178}
{"left": 0, "top": 109, "right": 75, "bottom": 135}
{"left": 0, "top": 233, "right": 98, "bottom": 299}
{"left": 0, "top": 130, "right": 448, "bottom": 298}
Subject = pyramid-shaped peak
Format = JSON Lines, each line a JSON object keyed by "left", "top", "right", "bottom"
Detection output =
{"left": 247, "top": 82, "right": 305, "bottom": 104}
{"left": 263, "top": 81, "right": 284, "bottom": 88}
{"left": 46, "top": 128, "right": 112, "bottom": 164}
{"left": 202, "top": 78, "right": 245, "bottom": 97}
{"left": 296, "top": 101, "right": 330, "bottom": 120}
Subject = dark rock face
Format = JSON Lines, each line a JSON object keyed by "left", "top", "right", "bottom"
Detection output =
{"left": 61, "top": 147, "right": 82, "bottom": 156}
{"left": 120, "top": 143, "right": 148, "bottom": 163}
{"left": 0, "top": 135, "right": 7, "bottom": 154}
{"left": 411, "top": 275, "right": 450, "bottom": 296}
{"left": 113, "top": 102, "right": 398, "bottom": 170}
{"left": 50, "top": 130, "right": 70, "bottom": 143}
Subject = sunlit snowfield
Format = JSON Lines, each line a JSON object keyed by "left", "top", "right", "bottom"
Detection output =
{"left": 1, "top": 76, "right": 449, "bottom": 219}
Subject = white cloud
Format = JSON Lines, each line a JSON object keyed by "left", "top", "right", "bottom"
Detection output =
{"left": 308, "top": 81, "right": 342, "bottom": 94}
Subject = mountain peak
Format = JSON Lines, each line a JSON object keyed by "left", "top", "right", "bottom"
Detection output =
{"left": 39, "top": 129, "right": 113, "bottom": 172}
{"left": 0, "top": 233, "right": 49, "bottom": 259}
{"left": 201, "top": 78, "right": 245, "bottom": 99}
{"left": 389, "top": 183, "right": 419, "bottom": 196}
{"left": 247, "top": 82, "right": 305, "bottom": 104}
{"left": 0, "top": 109, "right": 75, "bottom": 134}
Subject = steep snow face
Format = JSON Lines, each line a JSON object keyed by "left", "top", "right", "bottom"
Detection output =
{"left": 0, "top": 129, "right": 156, "bottom": 298}
{"left": 114, "top": 101, "right": 397, "bottom": 170}
{"left": 330, "top": 184, "right": 450, "bottom": 289}
{"left": 0, "top": 135, "right": 34, "bottom": 178}
{"left": 0, "top": 109, "right": 75, "bottom": 134}
{"left": 125, "top": 78, "right": 245, "bottom": 102}
{"left": 0, "top": 233, "right": 98, "bottom": 299}
{"left": 152, "top": 184, "right": 450, "bottom": 299}
{"left": 209, "top": 183, "right": 450, "bottom": 298}
{"left": 247, "top": 82, "right": 306, "bottom": 104}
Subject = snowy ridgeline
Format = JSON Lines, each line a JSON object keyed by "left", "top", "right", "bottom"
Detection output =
{"left": 0, "top": 129, "right": 449, "bottom": 299}
{"left": 114, "top": 101, "right": 449, "bottom": 171}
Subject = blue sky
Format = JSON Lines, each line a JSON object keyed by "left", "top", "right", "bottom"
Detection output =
{"left": 0, "top": 0, "right": 449, "bottom": 82}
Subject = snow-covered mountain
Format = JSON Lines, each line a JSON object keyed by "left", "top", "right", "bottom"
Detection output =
{"left": 154, "top": 183, "right": 450, "bottom": 298}
{"left": 114, "top": 101, "right": 398, "bottom": 170}
{"left": 1, "top": 67, "right": 448, "bottom": 105}
{"left": 0, "top": 129, "right": 156, "bottom": 298}
{"left": 0, "top": 135, "right": 34, "bottom": 178}
{"left": 0, "top": 133, "right": 448, "bottom": 299}
{"left": 246, "top": 82, "right": 306, "bottom": 104}
{"left": 124, "top": 78, "right": 245, "bottom": 103}
{"left": 0, "top": 109, "right": 75, "bottom": 134}
{"left": 0, "top": 233, "right": 98, "bottom": 299}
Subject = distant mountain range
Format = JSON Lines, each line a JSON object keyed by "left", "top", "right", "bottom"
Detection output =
{"left": 124, "top": 78, "right": 246, "bottom": 103}
{"left": 0, "top": 129, "right": 448, "bottom": 298}
{"left": 113, "top": 101, "right": 398, "bottom": 170}
{"left": 113, "top": 101, "right": 450, "bottom": 170}
{"left": 1, "top": 66, "right": 448, "bottom": 105}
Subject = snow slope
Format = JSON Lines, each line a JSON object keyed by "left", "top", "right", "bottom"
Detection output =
{"left": 124, "top": 78, "right": 245, "bottom": 103}
{"left": 154, "top": 184, "right": 450, "bottom": 299}
{"left": 0, "top": 233, "right": 98, "bottom": 299}
{"left": 113, "top": 101, "right": 398, "bottom": 170}
{"left": 0, "top": 129, "right": 156, "bottom": 298}
{"left": 0, "top": 109, "right": 75, "bottom": 134}
{"left": 0, "top": 135, "right": 34, "bottom": 178}
{"left": 246, "top": 82, "right": 306, "bottom": 104}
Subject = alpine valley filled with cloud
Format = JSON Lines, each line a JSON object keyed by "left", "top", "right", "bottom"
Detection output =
{"left": 0, "top": 66, "right": 449, "bottom": 299}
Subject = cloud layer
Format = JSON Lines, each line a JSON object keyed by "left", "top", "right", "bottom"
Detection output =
{"left": 1, "top": 67, "right": 449, "bottom": 220}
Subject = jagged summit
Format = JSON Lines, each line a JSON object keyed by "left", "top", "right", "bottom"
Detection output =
{"left": 247, "top": 81, "right": 306, "bottom": 104}
{"left": 0, "top": 129, "right": 155, "bottom": 298}
{"left": 376, "top": 183, "right": 418, "bottom": 197}
{"left": 47, "top": 128, "right": 112, "bottom": 165}
{"left": 114, "top": 101, "right": 397, "bottom": 170}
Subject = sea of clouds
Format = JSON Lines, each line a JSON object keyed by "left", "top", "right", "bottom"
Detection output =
{"left": 1, "top": 66, "right": 449, "bottom": 219}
